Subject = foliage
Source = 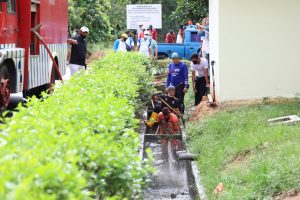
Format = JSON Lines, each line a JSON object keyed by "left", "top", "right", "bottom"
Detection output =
{"left": 170, "top": 0, "right": 209, "bottom": 25}
{"left": 187, "top": 100, "right": 300, "bottom": 199}
{"left": 90, "top": 52, "right": 155, "bottom": 110}
{"left": 68, "top": 0, "right": 112, "bottom": 42}
{"left": 151, "top": 58, "right": 190, "bottom": 76}
{"left": 0, "top": 52, "right": 154, "bottom": 199}
{"left": 68, "top": 0, "right": 208, "bottom": 42}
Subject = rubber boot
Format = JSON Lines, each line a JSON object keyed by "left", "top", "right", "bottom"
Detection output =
{"left": 144, "top": 112, "right": 158, "bottom": 128}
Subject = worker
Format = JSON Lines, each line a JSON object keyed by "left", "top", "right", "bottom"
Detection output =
{"left": 157, "top": 107, "right": 180, "bottom": 161}
{"left": 157, "top": 107, "right": 179, "bottom": 134}
{"left": 190, "top": 53, "right": 209, "bottom": 106}
{"left": 166, "top": 52, "right": 189, "bottom": 113}
{"left": 165, "top": 30, "right": 176, "bottom": 43}
{"left": 144, "top": 86, "right": 180, "bottom": 128}
{"left": 161, "top": 86, "right": 180, "bottom": 114}
{"left": 67, "top": 26, "right": 89, "bottom": 75}
{"left": 113, "top": 33, "right": 128, "bottom": 52}
{"left": 137, "top": 30, "right": 152, "bottom": 57}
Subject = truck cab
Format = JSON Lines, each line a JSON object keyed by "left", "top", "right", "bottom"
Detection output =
{"left": 157, "top": 26, "right": 201, "bottom": 60}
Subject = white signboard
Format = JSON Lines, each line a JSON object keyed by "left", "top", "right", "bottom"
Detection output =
{"left": 126, "top": 4, "right": 162, "bottom": 29}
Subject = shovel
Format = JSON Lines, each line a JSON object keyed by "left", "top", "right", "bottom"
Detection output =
{"left": 207, "top": 60, "right": 217, "bottom": 107}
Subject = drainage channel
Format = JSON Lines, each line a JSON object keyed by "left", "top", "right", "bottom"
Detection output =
{"left": 141, "top": 123, "right": 206, "bottom": 200}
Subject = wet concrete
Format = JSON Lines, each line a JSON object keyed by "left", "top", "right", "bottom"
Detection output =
{"left": 143, "top": 140, "right": 190, "bottom": 200}
{"left": 142, "top": 122, "right": 198, "bottom": 200}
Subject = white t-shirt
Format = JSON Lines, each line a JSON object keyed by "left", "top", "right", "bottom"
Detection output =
{"left": 176, "top": 34, "right": 183, "bottom": 43}
{"left": 138, "top": 38, "right": 150, "bottom": 57}
{"left": 117, "top": 41, "right": 127, "bottom": 52}
{"left": 190, "top": 58, "right": 209, "bottom": 77}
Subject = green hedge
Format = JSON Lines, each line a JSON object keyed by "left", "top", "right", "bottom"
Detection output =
{"left": 0, "top": 52, "right": 153, "bottom": 199}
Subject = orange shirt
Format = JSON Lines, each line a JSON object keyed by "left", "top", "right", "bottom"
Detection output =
{"left": 139, "top": 32, "right": 144, "bottom": 39}
{"left": 157, "top": 112, "right": 179, "bottom": 134}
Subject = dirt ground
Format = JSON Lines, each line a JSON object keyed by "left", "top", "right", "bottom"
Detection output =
{"left": 188, "top": 97, "right": 300, "bottom": 122}
{"left": 274, "top": 191, "right": 300, "bottom": 200}
{"left": 67, "top": 48, "right": 106, "bottom": 65}
{"left": 189, "top": 96, "right": 220, "bottom": 122}
{"left": 86, "top": 51, "right": 106, "bottom": 64}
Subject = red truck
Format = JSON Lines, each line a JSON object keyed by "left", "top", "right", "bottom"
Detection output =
{"left": 0, "top": 0, "right": 68, "bottom": 108}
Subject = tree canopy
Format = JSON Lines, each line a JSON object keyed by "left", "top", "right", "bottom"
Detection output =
{"left": 68, "top": 0, "right": 112, "bottom": 42}
{"left": 68, "top": 0, "right": 208, "bottom": 42}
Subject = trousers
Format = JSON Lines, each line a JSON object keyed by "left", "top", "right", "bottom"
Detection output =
{"left": 195, "top": 76, "right": 208, "bottom": 106}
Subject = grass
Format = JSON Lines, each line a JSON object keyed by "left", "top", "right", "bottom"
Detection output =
{"left": 88, "top": 41, "right": 114, "bottom": 52}
{"left": 187, "top": 99, "right": 300, "bottom": 199}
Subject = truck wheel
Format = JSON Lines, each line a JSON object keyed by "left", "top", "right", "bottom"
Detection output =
{"left": 0, "top": 64, "right": 10, "bottom": 109}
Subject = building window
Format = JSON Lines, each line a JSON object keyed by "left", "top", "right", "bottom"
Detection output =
{"left": 7, "top": 0, "right": 16, "bottom": 14}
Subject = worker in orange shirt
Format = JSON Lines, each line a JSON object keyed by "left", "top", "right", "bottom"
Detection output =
{"left": 157, "top": 107, "right": 180, "bottom": 161}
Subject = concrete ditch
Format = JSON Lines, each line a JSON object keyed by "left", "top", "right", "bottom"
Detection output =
{"left": 141, "top": 121, "right": 207, "bottom": 200}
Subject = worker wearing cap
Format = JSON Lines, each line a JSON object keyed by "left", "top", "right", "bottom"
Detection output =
{"left": 148, "top": 25, "right": 157, "bottom": 41}
{"left": 113, "top": 33, "right": 128, "bottom": 52}
{"left": 136, "top": 22, "right": 144, "bottom": 41}
{"left": 67, "top": 26, "right": 89, "bottom": 75}
{"left": 137, "top": 30, "right": 152, "bottom": 57}
{"left": 161, "top": 86, "right": 180, "bottom": 113}
{"left": 138, "top": 26, "right": 146, "bottom": 39}
{"left": 166, "top": 52, "right": 189, "bottom": 113}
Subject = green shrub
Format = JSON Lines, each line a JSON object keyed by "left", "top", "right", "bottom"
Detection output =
{"left": 0, "top": 52, "right": 153, "bottom": 199}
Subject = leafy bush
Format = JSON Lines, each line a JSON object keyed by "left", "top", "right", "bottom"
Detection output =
{"left": 151, "top": 59, "right": 191, "bottom": 77}
{"left": 0, "top": 52, "right": 153, "bottom": 199}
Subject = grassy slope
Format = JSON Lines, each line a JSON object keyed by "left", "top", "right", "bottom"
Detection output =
{"left": 187, "top": 99, "right": 300, "bottom": 200}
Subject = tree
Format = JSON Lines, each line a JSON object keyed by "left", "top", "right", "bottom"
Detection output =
{"left": 68, "top": 0, "right": 208, "bottom": 42}
{"left": 170, "top": 0, "right": 209, "bottom": 25}
{"left": 68, "top": 0, "right": 112, "bottom": 42}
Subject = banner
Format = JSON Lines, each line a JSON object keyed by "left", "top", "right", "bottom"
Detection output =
{"left": 126, "top": 4, "right": 162, "bottom": 29}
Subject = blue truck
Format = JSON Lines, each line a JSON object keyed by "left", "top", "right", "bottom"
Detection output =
{"left": 157, "top": 26, "right": 202, "bottom": 60}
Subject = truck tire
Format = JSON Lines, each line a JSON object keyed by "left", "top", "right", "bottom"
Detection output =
{"left": 0, "top": 64, "right": 11, "bottom": 109}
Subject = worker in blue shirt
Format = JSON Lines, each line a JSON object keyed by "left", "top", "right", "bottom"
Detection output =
{"left": 166, "top": 52, "right": 189, "bottom": 113}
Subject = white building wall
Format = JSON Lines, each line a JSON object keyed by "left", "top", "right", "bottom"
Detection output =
{"left": 209, "top": 0, "right": 220, "bottom": 101}
{"left": 210, "top": 0, "right": 300, "bottom": 101}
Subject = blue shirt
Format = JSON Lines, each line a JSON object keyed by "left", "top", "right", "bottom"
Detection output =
{"left": 167, "top": 62, "right": 189, "bottom": 88}
{"left": 113, "top": 39, "right": 120, "bottom": 51}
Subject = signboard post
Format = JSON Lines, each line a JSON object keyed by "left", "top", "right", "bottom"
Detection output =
{"left": 126, "top": 4, "right": 162, "bottom": 29}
